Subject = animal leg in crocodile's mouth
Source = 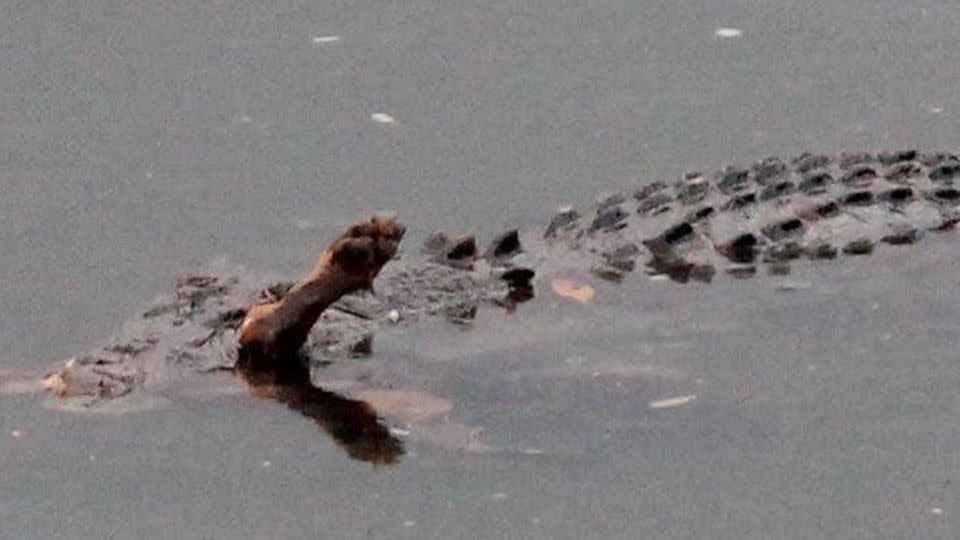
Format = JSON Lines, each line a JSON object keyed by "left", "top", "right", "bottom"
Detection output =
{"left": 234, "top": 215, "right": 407, "bottom": 465}
{"left": 236, "top": 214, "right": 405, "bottom": 358}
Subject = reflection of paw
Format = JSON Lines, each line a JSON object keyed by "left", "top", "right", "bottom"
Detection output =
{"left": 329, "top": 215, "right": 406, "bottom": 282}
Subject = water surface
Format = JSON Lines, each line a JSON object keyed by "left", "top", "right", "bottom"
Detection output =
{"left": 3, "top": 0, "right": 960, "bottom": 538}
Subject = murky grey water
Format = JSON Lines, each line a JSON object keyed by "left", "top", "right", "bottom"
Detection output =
{"left": 3, "top": 0, "right": 960, "bottom": 538}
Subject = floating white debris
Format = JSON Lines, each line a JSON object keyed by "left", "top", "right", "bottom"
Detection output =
{"left": 371, "top": 112, "right": 396, "bottom": 124}
{"left": 389, "top": 427, "right": 411, "bottom": 437}
{"left": 312, "top": 35, "right": 341, "bottom": 44}
{"left": 261, "top": 460, "right": 272, "bottom": 468}
{"left": 10, "top": 430, "right": 22, "bottom": 438}
{"left": 403, "top": 520, "right": 416, "bottom": 528}
{"left": 491, "top": 492, "right": 510, "bottom": 501}
{"left": 649, "top": 394, "right": 697, "bottom": 409}
{"left": 521, "top": 447, "right": 544, "bottom": 455}
{"left": 387, "top": 309, "right": 401, "bottom": 323}
{"left": 929, "top": 507, "right": 944, "bottom": 515}
{"left": 929, "top": 106, "right": 944, "bottom": 114}
{"left": 649, "top": 274, "right": 669, "bottom": 282}
{"left": 715, "top": 27, "right": 743, "bottom": 38}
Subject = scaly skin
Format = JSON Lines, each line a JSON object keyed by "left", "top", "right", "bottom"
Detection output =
{"left": 545, "top": 150, "right": 960, "bottom": 283}
{"left": 39, "top": 149, "right": 960, "bottom": 461}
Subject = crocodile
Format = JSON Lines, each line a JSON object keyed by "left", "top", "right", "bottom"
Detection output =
{"left": 32, "top": 149, "right": 960, "bottom": 463}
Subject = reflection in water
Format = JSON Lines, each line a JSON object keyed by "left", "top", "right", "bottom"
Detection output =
{"left": 235, "top": 348, "right": 404, "bottom": 466}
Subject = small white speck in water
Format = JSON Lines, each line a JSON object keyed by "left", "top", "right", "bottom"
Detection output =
{"left": 649, "top": 394, "right": 697, "bottom": 409}
{"left": 929, "top": 507, "right": 944, "bottom": 516}
{"left": 403, "top": 520, "right": 416, "bottom": 528}
{"left": 371, "top": 113, "right": 396, "bottom": 124}
{"left": 929, "top": 106, "right": 944, "bottom": 114}
{"left": 10, "top": 430, "right": 22, "bottom": 438}
{"left": 715, "top": 27, "right": 743, "bottom": 38}
{"left": 261, "top": 460, "right": 272, "bottom": 468}
{"left": 312, "top": 35, "right": 341, "bottom": 44}
{"left": 388, "top": 309, "right": 401, "bottom": 323}
{"left": 491, "top": 492, "right": 509, "bottom": 501}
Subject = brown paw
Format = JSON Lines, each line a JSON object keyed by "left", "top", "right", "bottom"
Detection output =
{"left": 329, "top": 215, "right": 406, "bottom": 285}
